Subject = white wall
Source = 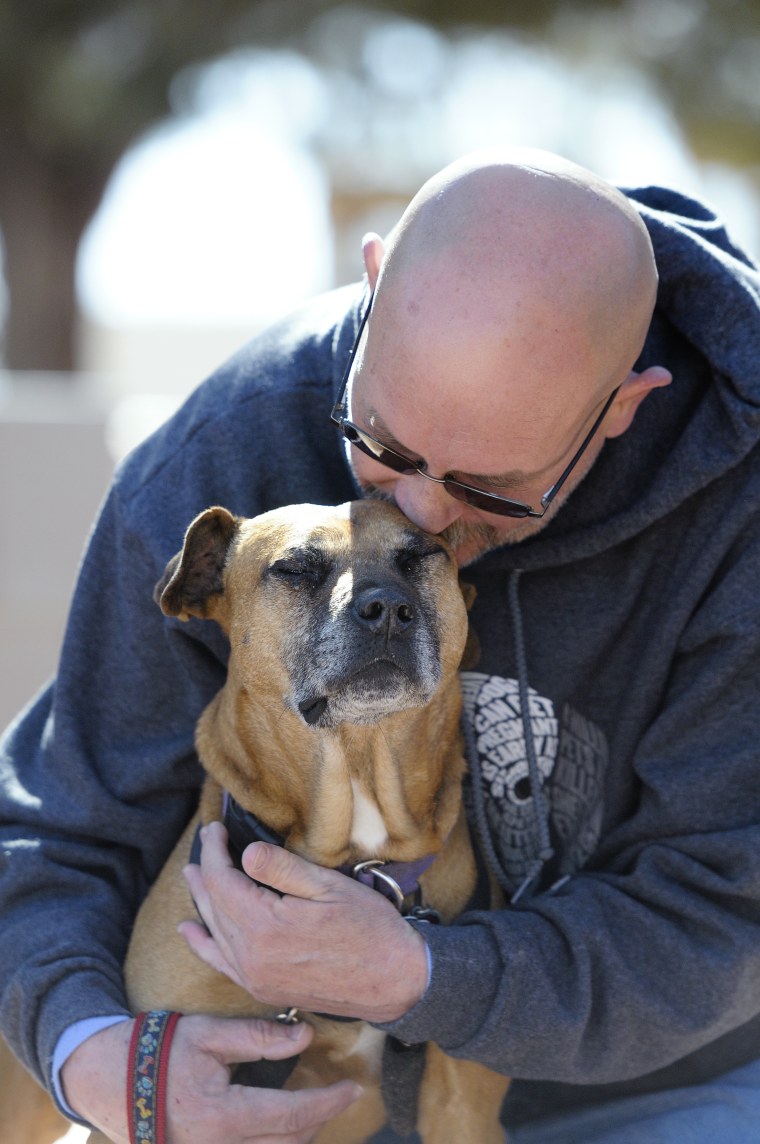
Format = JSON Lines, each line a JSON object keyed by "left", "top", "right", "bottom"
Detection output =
{"left": 80, "top": 317, "right": 258, "bottom": 399}
{"left": 0, "top": 375, "right": 115, "bottom": 731}
{"left": 0, "top": 316, "right": 259, "bottom": 734}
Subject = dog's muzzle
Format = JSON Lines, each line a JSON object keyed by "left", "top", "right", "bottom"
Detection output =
{"left": 291, "top": 576, "right": 441, "bottom": 728}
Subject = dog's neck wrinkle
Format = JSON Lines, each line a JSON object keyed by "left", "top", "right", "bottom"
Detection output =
{"left": 322, "top": 693, "right": 465, "bottom": 864}
{"left": 198, "top": 677, "right": 465, "bottom": 869}
{"left": 299, "top": 735, "right": 356, "bottom": 865}
{"left": 197, "top": 686, "right": 310, "bottom": 842}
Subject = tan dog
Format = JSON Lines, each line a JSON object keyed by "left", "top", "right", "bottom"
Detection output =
{"left": 9, "top": 499, "right": 509, "bottom": 1143}
{"left": 0, "top": 1051, "right": 70, "bottom": 1144}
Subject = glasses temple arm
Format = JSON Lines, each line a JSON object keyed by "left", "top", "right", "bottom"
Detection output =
{"left": 332, "top": 288, "right": 375, "bottom": 423}
{"left": 540, "top": 385, "right": 621, "bottom": 508}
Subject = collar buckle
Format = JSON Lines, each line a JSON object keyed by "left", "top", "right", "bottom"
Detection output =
{"left": 351, "top": 859, "right": 406, "bottom": 911}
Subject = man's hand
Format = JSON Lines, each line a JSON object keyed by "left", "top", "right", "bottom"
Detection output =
{"left": 61, "top": 1014, "right": 361, "bottom": 1143}
{"left": 180, "top": 822, "right": 429, "bottom": 1024}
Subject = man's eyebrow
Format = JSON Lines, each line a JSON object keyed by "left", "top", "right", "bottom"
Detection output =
{"left": 366, "top": 407, "right": 543, "bottom": 491}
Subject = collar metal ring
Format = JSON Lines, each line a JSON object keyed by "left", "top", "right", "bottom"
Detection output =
{"left": 352, "top": 859, "right": 405, "bottom": 911}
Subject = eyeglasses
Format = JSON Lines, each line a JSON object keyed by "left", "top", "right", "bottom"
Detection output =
{"left": 331, "top": 291, "right": 620, "bottom": 520}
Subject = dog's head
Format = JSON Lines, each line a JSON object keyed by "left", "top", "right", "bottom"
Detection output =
{"left": 155, "top": 500, "right": 474, "bottom": 729}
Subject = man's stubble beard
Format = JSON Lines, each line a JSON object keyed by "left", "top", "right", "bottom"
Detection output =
{"left": 441, "top": 514, "right": 544, "bottom": 564}
{"left": 358, "top": 482, "right": 546, "bottom": 566}
{"left": 354, "top": 433, "right": 602, "bottom": 564}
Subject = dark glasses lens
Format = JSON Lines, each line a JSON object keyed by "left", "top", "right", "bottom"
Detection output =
{"left": 342, "top": 422, "right": 419, "bottom": 475}
{"left": 442, "top": 481, "right": 533, "bottom": 518}
{"left": 341, "top": 420, "right": 534, "bottom": 518}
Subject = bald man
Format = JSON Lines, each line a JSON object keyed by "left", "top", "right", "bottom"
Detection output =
{"left": 2, "top": 149, "right": 760, "bottom": 1143}
{"left": 347, "top": 151, "right": 670, "bottom": 561}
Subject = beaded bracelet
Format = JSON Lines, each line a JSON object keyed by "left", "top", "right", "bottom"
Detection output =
{"left": 127, "top": 1010, "right": 181, "bottom": 1144}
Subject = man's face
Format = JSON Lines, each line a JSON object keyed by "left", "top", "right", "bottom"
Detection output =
{"left": 346, "top": 324, "right": 611, "bottom": 567}
{"left": 353, "top": 459, "right": 571, "bottom": 567}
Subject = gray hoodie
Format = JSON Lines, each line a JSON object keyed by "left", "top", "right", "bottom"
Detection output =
{"left": 1, "top": 185, "right": 759, "bottom": 1130}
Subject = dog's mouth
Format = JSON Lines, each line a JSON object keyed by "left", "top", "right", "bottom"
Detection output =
{"left": 298, "top": 696, "right": 330, "bottom": 725}
{"left": 295, "top": 659, "right": 427, "bottom": 728}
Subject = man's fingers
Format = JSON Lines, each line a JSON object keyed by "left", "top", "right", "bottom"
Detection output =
{"left": 241, "top": 841, "right": 342, "bottom": 900}
{"left": 233, "top": 1080, "right": 363, "bottom": 1139}
{"left": 182, "top": 861, "right": 210, "bottom": 915}
{"left": 193, "top": 1016, "right": 364, "bottom": 1140}
{"left": 178, "top": 919, "right": 244, "bottom": 985}
{"left": 163, "top": 1016, "right": 363, "bottom": 1142}
{"left": 196, "top": 821, "right": 254, "bottom": 888}
{"left": 183, "top": 821, "right": 267, "bottom": 931}
{"left": 193, "top": 824, "right": 346, "bottom": 906}
{"left": 188, "top": 1013, "right": 314, "bottom": 1063}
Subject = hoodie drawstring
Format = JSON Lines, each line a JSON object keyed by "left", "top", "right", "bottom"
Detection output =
{"left": 464, "top": 568, "right": 555, "bottom": 903}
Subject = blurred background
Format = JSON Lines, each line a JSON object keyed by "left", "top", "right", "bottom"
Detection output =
{"left": 2, "top": 0, "right": 759, "bottom": 733}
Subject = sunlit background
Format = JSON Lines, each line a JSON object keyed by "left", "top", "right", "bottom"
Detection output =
{"left": 78, "top": 17, "right": 760, "bottom": 397}
{"left": 4, "top": 4, "right": 760, "bottom": 403}
{"left": 3, "top": 0, "right": 760, "bottom": 747}
{"left": 0, "top": 5, "right": 759, "bottom": 1135}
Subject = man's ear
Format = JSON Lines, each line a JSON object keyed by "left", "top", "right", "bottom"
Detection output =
{"left": 154, "top": 507, "right": 240, "bottom": 622}
{"left": 362, "top": 232, "right": 385, "bottom": 291}
{"left": 604, "top": 365, "right": 672, "bottom": 440}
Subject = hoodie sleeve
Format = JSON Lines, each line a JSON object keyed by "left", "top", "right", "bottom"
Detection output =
{"left": 380, "top": 510, "right": 760, "bottom": 1086}
{"left": 0, "top": 286, "right": 357, "bottom": 1093}
{"left": 0, "top": 475, "right": 226, "bottom": 1087}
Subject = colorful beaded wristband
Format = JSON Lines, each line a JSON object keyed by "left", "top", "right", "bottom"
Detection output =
{"left": 127, "top": 1010, "right": 181, "bottom": 1144}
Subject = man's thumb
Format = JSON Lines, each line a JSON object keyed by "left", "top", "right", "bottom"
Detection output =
{"left": 242, "top": 842, "right": 336, "bottom": 899}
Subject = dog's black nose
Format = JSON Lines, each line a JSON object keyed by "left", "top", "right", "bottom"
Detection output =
{"left": 352, "top": 585, "right": 415, "bottom": 636}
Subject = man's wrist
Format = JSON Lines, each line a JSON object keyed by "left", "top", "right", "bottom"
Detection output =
{"left": 60, "top": 1018, "right": 134, "bottom": 1134}
{"left": 53, "top": 1015, "right": 130, "bottom": 1119}
{"left": 382, "top": 920, "right": 431, "bottom": 1023}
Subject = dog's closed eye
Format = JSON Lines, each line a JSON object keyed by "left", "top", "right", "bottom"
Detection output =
{"left": 395, "top": 540, "right": 448, "bottom": 577}
{"left": 269, "top": 551, "right": 330, "bottom": 589}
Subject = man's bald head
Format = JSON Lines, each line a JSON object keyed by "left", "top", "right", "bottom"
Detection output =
{"left": 373, "top": 147, "right": 658, "bottom": 405}
{"left": 352, "top": 148, "right": 670, "bottom": 563}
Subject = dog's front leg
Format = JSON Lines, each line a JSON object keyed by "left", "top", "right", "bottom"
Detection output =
{"left": 417, "top": 1042, "right": 510, "bottom": 1144}
{"left": 0, "top": 1041, "right": 69, "bottom": 1144}
{"left": 291, "top": 1024, "right": 388, "bottom": 1144}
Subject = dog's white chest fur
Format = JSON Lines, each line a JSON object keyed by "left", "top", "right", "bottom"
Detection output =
{"left": 346, "top": 1022, "right": 386, "bottom": 1069}
{"left": 350, "top": 780, "right": 388, "bottom": 852}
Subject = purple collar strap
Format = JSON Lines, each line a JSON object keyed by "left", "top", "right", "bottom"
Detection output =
{"left": 222, "top": 794, "right": 437, "bottom": 912}
{"left": 347, "top": 856, "right": 437, "bottom": 909}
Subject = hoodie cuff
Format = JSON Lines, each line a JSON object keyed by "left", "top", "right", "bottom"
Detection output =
{"left": 373, "top": 917, "right": 502, "bottom": 1049}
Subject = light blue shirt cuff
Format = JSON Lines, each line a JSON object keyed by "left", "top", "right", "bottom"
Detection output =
{"left": 52, "top": 1015, "right": 130, "bottom": 1118}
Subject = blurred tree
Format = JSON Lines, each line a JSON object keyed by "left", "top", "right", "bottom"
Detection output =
{"left": 1, "top": 0, "right": 759, "bottom": 371}
{"left": 0, "top": 0, "right": 330, "bottom": 371}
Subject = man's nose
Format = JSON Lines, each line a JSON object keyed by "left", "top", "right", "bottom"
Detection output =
{"left": 392, "top": 472, "right": 464, "bottom": 535}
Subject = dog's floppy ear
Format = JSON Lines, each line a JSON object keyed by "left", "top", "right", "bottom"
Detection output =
{"left": 458, "top": 578, "right": 480, "bottom": 670}
{"left": 154, "top": 506, "right": 240, "bottom": 621}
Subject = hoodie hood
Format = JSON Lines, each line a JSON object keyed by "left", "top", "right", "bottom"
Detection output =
{"left": 475, "top": 185, "right": 760, "bottom": 573}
